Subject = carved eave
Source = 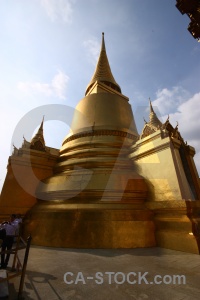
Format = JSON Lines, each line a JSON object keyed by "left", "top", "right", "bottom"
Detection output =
{"left": 165, "top": 122, "right": 184, "bottom": 143}
{"left": 12, "top": 145, "right": 19, "bottom": 156}
{"left": 161, "top": 118, "right": 188, "bottom": 147}
{"left": 21, "top": 137, "right": 30, "bottom": 149}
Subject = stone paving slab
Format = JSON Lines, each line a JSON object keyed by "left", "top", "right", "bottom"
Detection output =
{"left": 7, "top": 246, "right": 200, "bottom": 300}
{"left": 0, "top": 269, "right": 9, "bottom": 299}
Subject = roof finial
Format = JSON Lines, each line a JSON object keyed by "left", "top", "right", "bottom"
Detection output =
{"left": 148, "top": 97, "right": 162, "bottom": 128}
{"left": 38, "top": 115, "right": 45, "bottom": 131}
{"left": 164, "top": 115, "right": 170, "bottom": 127}
{"left": 101, "top": 32, "right": 106, "bottom": 52}
{"left": 30, "top": 117, "right": 46, "bottom": 151}
{"left": 149, "top": 97, "right": 154, "bottom": 113}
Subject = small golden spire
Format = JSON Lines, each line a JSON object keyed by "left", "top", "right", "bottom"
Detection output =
{"left": 39, "top": 115, "right": 45, "bottom": 131}
{"left": 101, "top": 32, "right": 105, "bottom": 51}
{"left": 149, "top": 98, "right": 154, "bottom": 114}
{"left": 30, "top": 117, "right": 45, "bottom": 151}
{"left": 148, "top": 98, "right": 162, "bottom": 128}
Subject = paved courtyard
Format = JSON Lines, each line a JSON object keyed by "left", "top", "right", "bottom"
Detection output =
{"left": 6, "top": 246, "right": 200, "bottom": 300}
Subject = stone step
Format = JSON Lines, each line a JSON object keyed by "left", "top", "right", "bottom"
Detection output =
{"left": 0, "top": 269, "right": 9, "bottom": 299}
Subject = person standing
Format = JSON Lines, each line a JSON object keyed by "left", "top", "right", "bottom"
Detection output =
{"left": 0, "top": 215, "right": 17, "bottom": 269}
{"left": 13, "top": 214, "right": 22, "bottom": 236}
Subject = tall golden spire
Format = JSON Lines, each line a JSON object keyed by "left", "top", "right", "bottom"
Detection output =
{"left": 85, "top": 33, "right": 121, "bottom": 95}
{"left": 30, "top": 116, "right": 46, "bottom": 151}
{"left": 149, "top": 98, "right": 162, "bottom": 128}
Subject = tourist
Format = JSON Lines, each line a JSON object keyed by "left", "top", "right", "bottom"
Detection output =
{"left": 13, "top": 214, "right": 23, "bottom": 236}
{"left": 0, "top": 215, "right": 17, "bottom": 269}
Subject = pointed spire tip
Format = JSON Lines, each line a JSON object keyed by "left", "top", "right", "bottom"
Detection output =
{"left": 149, "top": 97, "right": 152, "bottom": 105}
{"left": 85, "top": 32, "right": 121, "bottom": 94}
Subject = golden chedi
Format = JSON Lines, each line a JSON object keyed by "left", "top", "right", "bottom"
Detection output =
{"left": 23, "top": 33, "right": 155, "bottom": 248}
{"left": 1, "top": 33, "right": 200, "bottom": 253}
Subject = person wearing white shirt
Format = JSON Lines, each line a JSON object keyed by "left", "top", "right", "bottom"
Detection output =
{"left": 13, "top": 214, "right": 22, "bottom": 236}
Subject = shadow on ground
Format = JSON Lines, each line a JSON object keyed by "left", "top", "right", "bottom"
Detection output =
{"left": 9, "top": 270, "right": 60, "bottom": 300}
{"left": 30, "top": 245, "right": 193, "bottom": 258}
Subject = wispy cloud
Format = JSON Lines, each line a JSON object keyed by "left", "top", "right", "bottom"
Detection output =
{"left": 152, "top": 88, "right": 200, "bottom": 174}
{"left": 165, "top": 92, "right": 200, "bottom": 141}
{"left": 152, "top": 86, "right": 190, "bottom": 115}
{"left": 17, "top": 70, "right": 69, "bottom": 100}
{"left": 83, "top": 38, "right": 100, "bottom": 65}
{"left": 39, "top": 0, "right": 75, "bottom": 23}
{"left": 51, "top": 70, "right": 69, "bottom": 99}
{"left": 170, "top": 92, "right": 200, "bottom": 174}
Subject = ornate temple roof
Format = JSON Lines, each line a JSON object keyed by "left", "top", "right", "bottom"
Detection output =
{"left": 30, "top": 117, "right": 46, "bottom": 151}
{"left": 140, "top": 99, "right": 163, "bottom": 139}
{"left": 85, "top": 33, "right": 121, "bottom": 95}
{"left": 140, "top": 99, "right": 187, "bottom": 143}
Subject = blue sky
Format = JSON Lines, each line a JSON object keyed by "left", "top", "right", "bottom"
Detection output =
{"left": 0, "top": 0, "right": 200, "bottom": 191}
